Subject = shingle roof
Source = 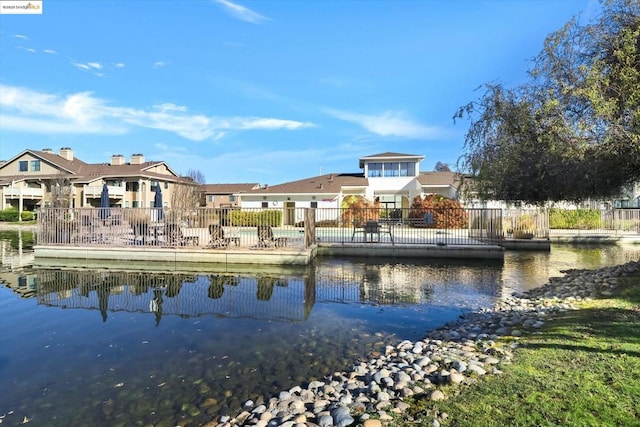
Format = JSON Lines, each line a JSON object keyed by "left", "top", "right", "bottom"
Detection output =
{"left": 202, "top": 183, "right": 260, "bottom": 194}
{"left": 0, "top": 149, "right": 188, "bottom": 185}
{"left": 246, "top": 173, "right": 366, "bottom": 195}
{"left": 359, "top": 152, "right": 424, "bottom": 159}
{"left": 417, "top": 170, "right": 462, "bottom": 186}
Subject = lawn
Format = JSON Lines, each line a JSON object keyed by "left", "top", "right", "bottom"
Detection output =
{"left": 402, "top": 272, "right": 640, "bottom": 427}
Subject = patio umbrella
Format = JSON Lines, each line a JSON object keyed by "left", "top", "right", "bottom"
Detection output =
{"left": 154, "top": 185, "right": 164, "bottom": 221}
{"left": 99, "top": 183, "right": 110, "bottom": 220}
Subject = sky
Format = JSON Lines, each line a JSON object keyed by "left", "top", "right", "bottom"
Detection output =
{"left": 0, "top": 0, "right": 600, "bottom": 185}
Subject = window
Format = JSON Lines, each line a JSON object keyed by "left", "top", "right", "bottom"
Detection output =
{"left": 400, "top": 162, "right": 415, "bottom": 176}
{"left": 164, "top": 182, "right": 169, "bottom": 189}
{"left": 384, "top": 162, "right": 399, "bottom": 177}
{"left": 31, "top": 160, "right": 41, "bottom": 172}
{"left": 132, "top": 201, "right": 140, "bottom": 208}
{"left": 367, "top": 162, "right": 382, "bottom": 177}
{"left": 310, "top": 201, "right": 318, "bottom": 209}
{"left": 229, "top": 195, "right": 236, "bottom": 202}
{"left": 126, "top": 182, "right": 139, "bottom": 192}
{"left": 208, "top": 195, "right": 215, "bottom": 202}
{"left": 151, "top": 180, "right": 159, "bottom": 191}
{"left": 261, "top": 201, "right": 268, "bottom": 208}
{"left": 18, "top": 161, "right": 28, "bottom": 172}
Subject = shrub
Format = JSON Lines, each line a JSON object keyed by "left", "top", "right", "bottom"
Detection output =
{"left": 229, "top": 210, "right": 282, "bottom": 226}
{"left": 340, "top": 195, "right": 380, "bottom": 226}
{"left": 0, "top": 208, "right": 20, "bottom": 222}
{"left": 408, "top": 195, "right": 468, "bottom": 228}
{"left": 21, "top": 211, "right": 35, "bottom": 221}
{"left": 549, "top": 209, "right": 602, "bottom": 229}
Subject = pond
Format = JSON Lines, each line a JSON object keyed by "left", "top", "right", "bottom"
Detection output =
{"left": 1, "top": 230, "right": 638, "bottom": 427}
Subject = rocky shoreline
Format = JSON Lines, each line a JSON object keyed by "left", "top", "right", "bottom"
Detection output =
{"left": 208, "top": 260, "right": 640, "bottom": 427}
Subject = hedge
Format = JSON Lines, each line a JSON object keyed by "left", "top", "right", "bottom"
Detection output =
{"left": 549, "top": 208, "right": 602, "bottom": 229}
{"left": 228, "top": 210, "right": 282, "bottom": 227}
{"left": 0, "top": 208, "right": 20, "bottom": 222}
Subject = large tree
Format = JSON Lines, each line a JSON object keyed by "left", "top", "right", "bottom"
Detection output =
{"left": 456, "top": 0, "right": 639, "bottom": 204}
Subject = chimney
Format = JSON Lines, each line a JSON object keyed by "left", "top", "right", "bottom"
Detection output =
{"left": 42, "top": 148, "right": 53, "bottom": 153}
{"left": 130, "top": 153, "right": 145, "bottom": 165}
{"left": 59, "top": 147, "right": 74, "bottom": 161}
{"left": 111, "top": 154, "right": 125, "bottom": 166}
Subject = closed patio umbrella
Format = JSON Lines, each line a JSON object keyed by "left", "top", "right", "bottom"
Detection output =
{"left": 99, "top": 183, "right": 110, "bottom": 220}
{"left": 154, "top": 185, "right": 164, "bottom": 221}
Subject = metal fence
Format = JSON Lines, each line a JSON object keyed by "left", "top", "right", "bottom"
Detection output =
{"left": 313, "top": 207, "right": 503, "bottom": 246}
{"left": 36, "top": 207, "right": 309, "bottom": 249}
{"left": 41, "top": 206, "right": 605, "bottom": 248}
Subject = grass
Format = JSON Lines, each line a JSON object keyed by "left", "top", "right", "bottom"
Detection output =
{"left": 401, "top": 272, "right": 640, "bottom": 427}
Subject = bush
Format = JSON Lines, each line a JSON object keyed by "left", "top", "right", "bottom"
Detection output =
{"left": 549, "top": 209, "right": 602, "bottom": 229}
{"left": 21, "top": 211, "right": 35, "bottom": 221}
{"left": 0, "top": 208, "right": 20, "bottom": 222}
{"left": 229, "top": 210, "right": 282, "bottom": 226}
{"left": 408, "top": 195, "right": 468, "bottom": 228}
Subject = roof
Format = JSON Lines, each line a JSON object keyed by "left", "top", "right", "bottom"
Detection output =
{"left": 202, "top": 183, "right": 260, "bottom": 194}
{"left": 417, "top": 170, "right": 463, "bottom": 187}
{"left": 359, "top": 152, "right": 425, "bottom": 168}
{"left": 245, "top": 173, "right": 366, "bottom": 195}
{"left": 0, "top": 149, "right": 186, "bottom": 185}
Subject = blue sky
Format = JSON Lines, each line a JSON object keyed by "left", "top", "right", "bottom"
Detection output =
{"left": 0, "top": 0, "right": 598, "bottom": 185}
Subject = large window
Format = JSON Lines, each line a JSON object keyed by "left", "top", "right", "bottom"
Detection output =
{"left": 18, "top": 161, "right": 28, "bottom": 172}
{"left": 30, "top": 160, "right": 41, "bottom": 171}
{"left": 368, "top": 161, "right": 415, "bottom": 177}
{"left": 384, "top": 162, "right": 399, "bottom": 177}
{"left": 400, "top": 162, "right": 415, "bottom": 176}
{"left": 367, "top": 163, "right": 382, "bottom": 177}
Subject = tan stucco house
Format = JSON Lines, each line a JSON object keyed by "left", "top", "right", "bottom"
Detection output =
{"left": 0, "top": 147, "right": 192, "bottom": 214}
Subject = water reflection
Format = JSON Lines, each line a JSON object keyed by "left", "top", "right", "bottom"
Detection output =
{"left": 2, "top": 230, "right": 639, "bottom": 427}
{"left": 29, "top": 260, "right": 502, "bottom": 325}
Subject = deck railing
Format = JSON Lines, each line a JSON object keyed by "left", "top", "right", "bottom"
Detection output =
{"left": 36, "top": 207, "right": 310, "bottom": 249}
{"left": 36, "top": 206, "right": 550, "bottom": 248}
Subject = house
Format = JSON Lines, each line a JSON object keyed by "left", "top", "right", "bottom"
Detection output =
{"left": 201, "top": 183, "right": 260, "bottom": 209}
{"left": 238, "top": 152, "right": 464, "bottom": 224}
{"left": 0, "top": 147, "right": 192, "bottom": 214}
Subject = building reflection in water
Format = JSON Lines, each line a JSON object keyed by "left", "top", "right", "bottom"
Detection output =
{"left": 30, "top": 260, "right": 503, "bottom": 325}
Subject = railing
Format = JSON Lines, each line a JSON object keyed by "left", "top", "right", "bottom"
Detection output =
{"left": 503, "top": 208, "right": 549, "bottom": 239}
{"left": 3, "top": 187, "right": 44, "bottom": 198}
{"left": 548, "top": 208, "right": 640, "bottom": 236}
{"left": 314, "top": 207, "right": 503, "bottom": 246}
{"left": 36, "top": 207, "right": 310, "bottom": 249}
{"left": 36, "top": 206, "right": 548, "bottom": 248}
{"left": 83, "top": 185, "right": 125, "bottom": 197}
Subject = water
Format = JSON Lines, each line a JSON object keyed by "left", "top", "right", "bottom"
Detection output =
{"left": 0, "top": 230, "right": 638, "bottom": 427}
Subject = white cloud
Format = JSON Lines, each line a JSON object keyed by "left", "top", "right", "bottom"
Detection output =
{"left": 87, "top": 62, "right": 102, "bottom": 69}
{"left": 0, "top": 84, "right": 316, "bottom": 141}
{"left": 43, "top": 49, "right": 57, "bottom": 54}
{"left": 153, "top": 61, "right": 167, "bottom": 68}
{"left": 114, "top": 62, "right": 125, "bottom": 68}
{"left": 215, "top": 0, "right": 270, "bottom": 24}
{"left": 13, "top": 34, "right": 28, "bottom": 39}
{"left": 237, "top": 118, "right": 315, "bottom": 130}
{"left": 326, "top": 109, "right": 444, "bottom": 140}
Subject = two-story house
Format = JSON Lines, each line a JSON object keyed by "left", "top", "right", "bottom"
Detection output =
{"left": 0, "top": 147, "right": 192, "bottom": 215}
{"left": 238, "top": 152, "right": 463, "bottom": 225}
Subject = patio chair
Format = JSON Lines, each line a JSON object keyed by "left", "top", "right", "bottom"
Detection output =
{"left": 257, "top": 225, "right": 287, "bottom": 248}
{"left": 208, "top": 224, "right": 240, "bottom": 248}
{"left": 164, "top": 223, "right": 200, "bottom": 247}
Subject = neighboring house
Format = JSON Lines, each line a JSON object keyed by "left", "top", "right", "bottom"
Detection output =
{"left": 0, "top": 147, "right": 191, "bottom": 214}
{"left": 201, "top": 183, "right": 260, "bottom": 208}
{"left": 238, "top": 152, "right": 464, "bottom": 224}
{"left": 614, "top": 181, "right": 640, "bottom": 208}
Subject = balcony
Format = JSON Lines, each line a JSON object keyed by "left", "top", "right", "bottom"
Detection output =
{"left": 84, "top": 185, "right": 125, "bottom": 198}
{"left": 3, "top": 187, "right": 44, "bottom": 198}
